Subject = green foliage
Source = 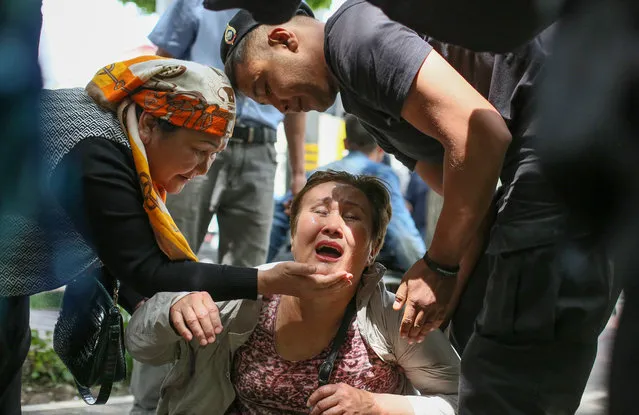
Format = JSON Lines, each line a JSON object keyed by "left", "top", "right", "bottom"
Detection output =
{"left": 23, "top": 330, "right": 74, "bottom": 386}
{"left": 120, "top": 306, "right": 134, "bottom": 381}
{"left": 307, "top": 0, "right": 333, "bottom": 10}
{"left": 30, "top": 291, "right": 63, "bottom": 310}
{"left": 118, "top": 0, "right": 156, "bottom": 14}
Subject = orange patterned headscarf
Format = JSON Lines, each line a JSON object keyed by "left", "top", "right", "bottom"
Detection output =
{"left": 86, "top": 56, "right": 237, "bottom": 262}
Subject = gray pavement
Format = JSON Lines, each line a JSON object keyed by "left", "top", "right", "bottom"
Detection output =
{"left": 22, "top": 396, "right": 134, "bottom": 414}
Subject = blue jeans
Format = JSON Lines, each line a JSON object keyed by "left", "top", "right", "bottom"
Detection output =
{"left": 267, "top": 195, "right": 292, "bottom": 262}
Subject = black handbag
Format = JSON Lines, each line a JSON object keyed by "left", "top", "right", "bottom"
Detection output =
{"left": 53, "top": 267, "right": 127, "bottom": 404}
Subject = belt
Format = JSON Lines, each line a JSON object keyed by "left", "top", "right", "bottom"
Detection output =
{"left": 230, "top": 124, "right": 277, "bottom": 144}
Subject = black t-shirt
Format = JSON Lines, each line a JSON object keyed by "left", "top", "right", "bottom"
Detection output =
{"left": 325, "top": 0, "right": 580, "bottom": 252}
{"left": 325, "top": 0, "right": 438, "bottom": 170}
{"left": 325, "top": 0, "right": 548, "bottom": 176}
{"left": 51, "top": 137, "right": 258, "bottom": 306}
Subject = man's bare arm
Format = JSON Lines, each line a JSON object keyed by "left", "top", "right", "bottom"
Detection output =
{"left": 413, "top": 160, "right": 492, "bottom": 322}
{"left": 414, "top": 160, "right": 443, "bottom": 196}
{"left": 392, "top": 50, "right": 509, "bottom": 339}
{"left": 401, "top": 50, "right": 511, "bottom": 268}
{"left": 283, "top": 112, "right": 307, "bottom": 195}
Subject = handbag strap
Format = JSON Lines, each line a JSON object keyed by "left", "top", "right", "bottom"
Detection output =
{"left": 318, "top": 297, "right": 357, "bottom": 387}
{"left": 76, "top": 306, "right": 122, "bottom": 405}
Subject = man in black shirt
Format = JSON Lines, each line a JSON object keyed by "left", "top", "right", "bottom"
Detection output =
{"left": 220, "top": 2, "right": 614, "bottom": 413}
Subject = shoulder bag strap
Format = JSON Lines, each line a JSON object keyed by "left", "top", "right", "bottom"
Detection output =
{"left": 318, "top": 297, "right": 357, "bottom": 387}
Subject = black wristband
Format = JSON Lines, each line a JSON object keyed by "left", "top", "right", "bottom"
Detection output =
{"left": 423, "top": 251, "right": 459, "bottom": 279}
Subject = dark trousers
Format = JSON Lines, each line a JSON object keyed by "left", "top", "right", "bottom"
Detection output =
{"left": 0, "top": 296, "right": 31, "bottom": 415}
{"left": 449, "top": 254, "right": 490, "bottom": 355}
{"left": 609, "top": 244, "right": 639, "bottom": 414}
{"left": 457, "top": 237, "right": 615, "bottom": 414}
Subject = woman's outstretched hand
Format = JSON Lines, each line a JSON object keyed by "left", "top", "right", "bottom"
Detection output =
{"left": 257, "top": 262, "right": 353, "bottom": 298}
{"left": 169, "top": 291, "right": 223, "bottom": 346}
{"left": 308, "top": 383, "right": 380, "bottom": 415}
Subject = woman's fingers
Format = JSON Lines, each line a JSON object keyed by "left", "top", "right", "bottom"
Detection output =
{"left": 202, "top": 293, "right": 223, "bottom": 335}
{"left": 181, "top": 306, "right": 207, "bottom": 345}
{"left": 315, "top": 271, "right": 353, "bottom": 289}
{"left": 259, "top": 262, "right": 354, "bottom": 298}
{"left": 188, "top": 292, "right": 222, "bottom": 345}
{"left": 283, "top": 261, "right": 318, "bottom": 276}
{"left": 192, "top": 299, "right": 215, "bottom": 345}
{"left": 170, "top": 309, "right": 193, "bottom": 342}
{"left": 308, "top": 384, "right": 340, "bottom": 415}
{"left": 170, "top": 292, "right": 222, "bottom": 345}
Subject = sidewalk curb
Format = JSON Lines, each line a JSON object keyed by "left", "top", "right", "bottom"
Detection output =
{"left": 22, "top": 395, "right": 133, "bottom": 412}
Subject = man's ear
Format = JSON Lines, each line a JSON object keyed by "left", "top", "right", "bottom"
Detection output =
{"left": 343, "top": 138, "right": 350, "bottom": 151}
{"left": 267, "top": 27, "right": 298, "bottom": 52}
{"left": 138, "top": 112, "right": 155, "bottom": 145}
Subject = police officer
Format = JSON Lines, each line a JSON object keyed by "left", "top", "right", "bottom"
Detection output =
{"left": 219, "top": 2, "right": 615, "bottom": 413}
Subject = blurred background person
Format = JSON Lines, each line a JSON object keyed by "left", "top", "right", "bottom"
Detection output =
{"left": 404, "top": 171, "right": 430, "bottom": 243}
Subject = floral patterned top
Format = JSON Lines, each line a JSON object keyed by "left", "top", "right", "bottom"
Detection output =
{"left": 227, "top": 295, "right": 401, "bottom": 414}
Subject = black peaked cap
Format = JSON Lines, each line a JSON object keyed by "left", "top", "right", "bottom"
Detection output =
{"left": 220, "top": 2, "right": 314, "bottom": 65}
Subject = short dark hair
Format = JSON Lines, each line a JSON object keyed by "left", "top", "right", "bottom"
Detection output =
{"left": 134, "top": 104, "right": 179, "bottom": 133}
{"left": 344, "top": 114, "right": 378, "bottom": 154}
{"left": 289, "top": 170, "right": 392, "bottom": 255}
{"left": 223, "top": 27, "right": 264, "bottom": 91}
{"left": 223, "top": 16, "right": 310, "bottom": 91}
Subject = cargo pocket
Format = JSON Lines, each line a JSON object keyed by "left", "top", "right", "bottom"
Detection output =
{"left": 475, "top": 251, "right": 520, "bottom": 339}
{"left": 477, "top": 243, "right": 562, "bottom": 342}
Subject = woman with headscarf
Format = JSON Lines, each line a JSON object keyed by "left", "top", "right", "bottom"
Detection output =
{"left": 0, "top": 56, "right": 349, "bottom": 413}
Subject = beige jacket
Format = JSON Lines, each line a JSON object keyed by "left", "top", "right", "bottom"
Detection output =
{"left": 125, "top": 263, "right": 460, "bottom": 414}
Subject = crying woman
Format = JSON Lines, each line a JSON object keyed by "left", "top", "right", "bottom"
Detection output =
{"left": 125, "top": 170, "right": 460, "bottom": 415}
